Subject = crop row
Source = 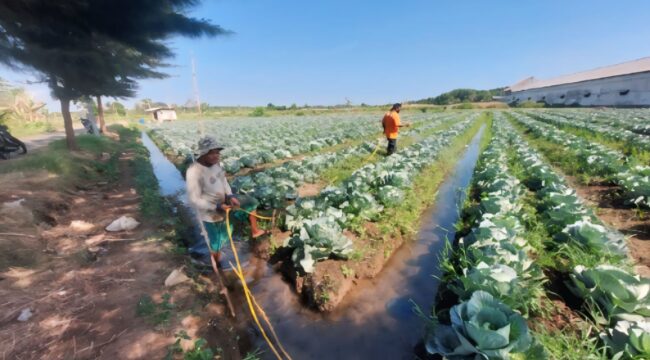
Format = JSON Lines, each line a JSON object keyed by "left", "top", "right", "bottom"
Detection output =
{"left": 425, "top": 116, "right": 545, "bottom": 359}
{"left": 149, "top": 113, "right": 441, "bottom": 174}
{"left": 522, "top": 110, "right": 650, "bottom": 151}
{"left": 509, "top": 112, "right": 650, "bottom": 207}
{"left": 281, "top": 114, "right": 479, "bottom": 273}
{"left": 229, "top": 113, "right": 463, "bottom": 209}
{"left": 425, "top": 114, "right": 649, "bottom": 359}
{"left": 502, "top": 114, "right": 649, "bottom": 359}
{"left": 545, "top": 109, "right": 650, "bottom": 136}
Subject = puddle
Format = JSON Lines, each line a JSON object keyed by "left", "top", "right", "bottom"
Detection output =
{"left": 142, "top": 127, "right": 486, "bottom": 359}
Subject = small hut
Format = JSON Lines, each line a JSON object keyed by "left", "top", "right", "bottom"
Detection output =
{"left": 145, "top": 107, "right": 177, "bottom": 122}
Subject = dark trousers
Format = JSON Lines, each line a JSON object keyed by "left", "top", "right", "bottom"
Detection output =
{"left": 387, "top": 138, "right": 397, "bottom": 155}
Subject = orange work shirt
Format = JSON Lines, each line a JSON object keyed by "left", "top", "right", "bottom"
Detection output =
{"left": 382, "top": 111, "right": 401, "bottom": 139}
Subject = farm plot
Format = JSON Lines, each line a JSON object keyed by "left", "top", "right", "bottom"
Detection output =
{"left": 148, "top": 112, "right": 442, "bottom": 175}
{"left": 546, "top": 108, "right": 650, "bottom": 137}
{"left": 521, "top": 109, "right": 650, "bottom": 152}
{"left": 507, "top": 111, "right": 650, "bottom": 208}
{"left": 148, "top": 111, "right": 488, "bottom": 310}
{"left": 425, "top": 113, "right": 649, "bottom": 360}
{"left": 277, "top": 114, "right": 485, "bottom": 310}
{"left": 228, "top": 112, "right": 464, "bottom": 209}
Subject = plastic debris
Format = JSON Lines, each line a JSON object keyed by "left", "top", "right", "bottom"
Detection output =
{"left": 105, "top": 216, "right": 140, "bottom": 232}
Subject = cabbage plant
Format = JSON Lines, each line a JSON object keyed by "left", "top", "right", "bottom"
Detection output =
{"left": 557, "top": 220, "right": 628, "bottom": 256}
{"left": 601, "top": 320, "right": 650, "bottom": 360}
{"left": 425, "top": 291, "right": 532, "bottom": 359}
{"left": 568, "top": 265, "right": 650, "bottom": 322}
{"left": 284, "top": 217, "right": 353, "bottom": 273}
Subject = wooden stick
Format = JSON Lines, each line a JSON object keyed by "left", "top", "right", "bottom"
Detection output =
{"left": 210, "top": 254, "right": 236, "bottom": 318}
{"left": 0, "top": 233, "right": 36, "bottom": 238}
{"left": 271, "top": 209, "right": 277, "bottom": 230}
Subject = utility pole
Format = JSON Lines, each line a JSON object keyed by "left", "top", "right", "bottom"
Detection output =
{"left": 191, "top": 54, "right": 202, "bottom": 116}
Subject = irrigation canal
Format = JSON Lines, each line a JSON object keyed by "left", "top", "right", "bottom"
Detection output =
{"left": 142, "top": 126, "right": 485, "bottom": 359}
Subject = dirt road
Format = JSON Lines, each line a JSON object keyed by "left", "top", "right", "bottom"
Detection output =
{"left": 21, "top": 127, "right": 86, "bottom": 151}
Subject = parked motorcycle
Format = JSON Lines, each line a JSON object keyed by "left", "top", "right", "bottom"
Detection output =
{"left": 80, "top": 117, "right": 97, "bottom": 135}
{"left": 0, "top": 125, "right": 27, "bottom": 159}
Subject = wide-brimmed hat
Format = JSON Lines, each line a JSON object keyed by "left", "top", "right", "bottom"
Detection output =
{"left": 195, "top": 136, "right": 224, "bottom": 158}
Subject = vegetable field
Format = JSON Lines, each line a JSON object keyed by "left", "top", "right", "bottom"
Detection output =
{"left": 147, "top": 109, "right": 650, "bottom": 359}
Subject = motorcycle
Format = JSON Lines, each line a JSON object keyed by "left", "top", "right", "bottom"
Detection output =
{"left": 0, "top": 124, "right": 27, "bottom": 159}
{"left": 80, "top": 117, "right": 97, "bottom": 135}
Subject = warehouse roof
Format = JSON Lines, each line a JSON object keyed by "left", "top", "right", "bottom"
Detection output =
{"left": 508, "top": 57, "right": 650, "bottom": 92}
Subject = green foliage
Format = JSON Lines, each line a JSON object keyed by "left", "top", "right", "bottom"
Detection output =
{"left": 454, "top": 101, "right": 474, "bottom": 109}
{"left": 0, "top": 1, "right": 224, "bottom": 102}
{"left": 568, "top": 265, "right": 650, "bottom": 324}
{"left": 514, "top": 101, "right": 546, "bottom": 108}
{"left": 284, "top": 217, "right": 353, "bottom": 273}
{"left": 601, "top": 320, "right": 650, "bottom": 360}
{"left": 165, "top": 331, "right": 220, "bottom": 360}
{"left": 107, "top": 101, "right": 127, "bottom": 116}
{"left": 425, "top": 291, "right": 532, "bottom": 359}
{"left": 115, "top": 126, "right": 172, "bottom": 219}
{"left": 415, "top": 88, "right": 506, "bottom": 105}
{"left": 136, "top": 293, "right": 175, "bottom": 327}
{"left": 242, "top": 349, "right": 264, "bottom": 360}
{"left": 250, "top": 107, "right": 265, "bottom": 117}
{"left": 0, "top": 134, "right": 118, "bottom": 180}
{"left": 340, "top": 264, "right": 355, "bottom": 278}
{"left": 533, "top": 325, "right": 608, "bottom": 360}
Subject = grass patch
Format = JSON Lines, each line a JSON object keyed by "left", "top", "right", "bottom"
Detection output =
{"left": 532, "top": 326, "right": 608, "bottom": 360}
{"left": 165, "top": 330, "right": 223, "bottom": 360}
{"left": 116, "top": 126, "right": 173, "bottom": 220}
{"left": 0, "top": 133, "right": 119, "bottom": 183}
{"left": 114, "top": 125, "right": 192, "bottom": 254}
{"left": 4, "top": 119, "right": 59, "bottom": 138}
{"left": 136, "top": 293, "right": 176, "bottom": 327}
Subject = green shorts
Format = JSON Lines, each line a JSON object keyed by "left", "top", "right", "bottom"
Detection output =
{"left": 202, "top": 194, "right": 259, "bottom": 252}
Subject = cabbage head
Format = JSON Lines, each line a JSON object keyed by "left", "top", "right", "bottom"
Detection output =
{"left": 569, "top": 265, "right": 650, "bottom": 322}
{"left": 556, "top": 220, "right": 628, "bottom": 256}
{"left": 425, "top": 291, "right": 532, "bottom": 359}
{"left": 376, "top": 185, "right": 404, "bottom": 207}
{"left": 283, "top": 217, "right": 353, "bottom": 273}
{"left": 600, "top": 320, "right": 650, "bottom": 360}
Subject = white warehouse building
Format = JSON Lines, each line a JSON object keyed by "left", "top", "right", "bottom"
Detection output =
{"left": 504, "top": 57, "right": 650, "bottom": 106}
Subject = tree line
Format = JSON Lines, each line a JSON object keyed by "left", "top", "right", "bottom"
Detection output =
{"left": 414, "top": 88, "right": 506, "bottom": 105}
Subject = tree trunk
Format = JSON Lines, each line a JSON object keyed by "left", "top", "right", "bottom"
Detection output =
{"left": 60, "top": 98, "right": 78, "bottom": 150}
{"left": 96, "top": 95, "right": 106, "bottom": 133}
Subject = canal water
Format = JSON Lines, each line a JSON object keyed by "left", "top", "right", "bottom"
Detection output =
{"left": 141, "top": 126, "right": 485, "bottom": 359}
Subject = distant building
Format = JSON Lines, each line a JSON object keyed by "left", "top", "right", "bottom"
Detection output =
{"left": 145, "top": 107, "right": 177, "bottom": 122}
{"left": 504, "top": 57, "right": 650, "bottom": 106}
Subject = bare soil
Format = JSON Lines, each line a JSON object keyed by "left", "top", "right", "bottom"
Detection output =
{"left": 297, "top": 182, "right": 326, "bottom": 198}
{"left": 564, "top": 176, "right": 650, "bottom": 277}
{"left": 0, "top": 146, "right": 239, "bottom": 359}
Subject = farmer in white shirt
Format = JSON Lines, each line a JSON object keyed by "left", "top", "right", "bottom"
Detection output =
{"left": 186, "top": 136, "right": 266, "bottom": 266}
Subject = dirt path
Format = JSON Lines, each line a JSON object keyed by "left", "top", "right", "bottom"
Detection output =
{"left": 563, "top": 176, "right": 650, "bottom": 277}
{"left": 21, "top": 126, "right": 86, "bottom": 152}
{"left": 0, "top": 133, "right": 239, "bottom": 359}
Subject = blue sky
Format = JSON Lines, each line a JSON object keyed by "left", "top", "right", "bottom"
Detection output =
{"left": 2, "top": 0, "right": 650, "bottom": 110}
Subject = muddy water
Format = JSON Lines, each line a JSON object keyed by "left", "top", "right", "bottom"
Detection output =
{"left": 142, "top": 128, "right": 485, "bottom": 359}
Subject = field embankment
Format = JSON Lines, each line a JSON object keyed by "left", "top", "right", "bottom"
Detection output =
{"left": 0, "top": 127, "right": 242, "bottom": 359}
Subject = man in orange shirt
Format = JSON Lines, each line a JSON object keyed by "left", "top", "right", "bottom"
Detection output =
{"left": 382, "top": 103, "right": 409, "bottom": 155}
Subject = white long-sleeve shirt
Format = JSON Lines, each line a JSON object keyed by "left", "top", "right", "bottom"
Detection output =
{"left": 186, "top": 162, "right": 232, "bottom": 222}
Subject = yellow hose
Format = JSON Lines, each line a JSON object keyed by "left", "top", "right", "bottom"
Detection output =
{"left": 234, "top": 208, "right": 274, "bottom": 220}
{"left": 225, "top": 208, "right": 291, "bottom": 360}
